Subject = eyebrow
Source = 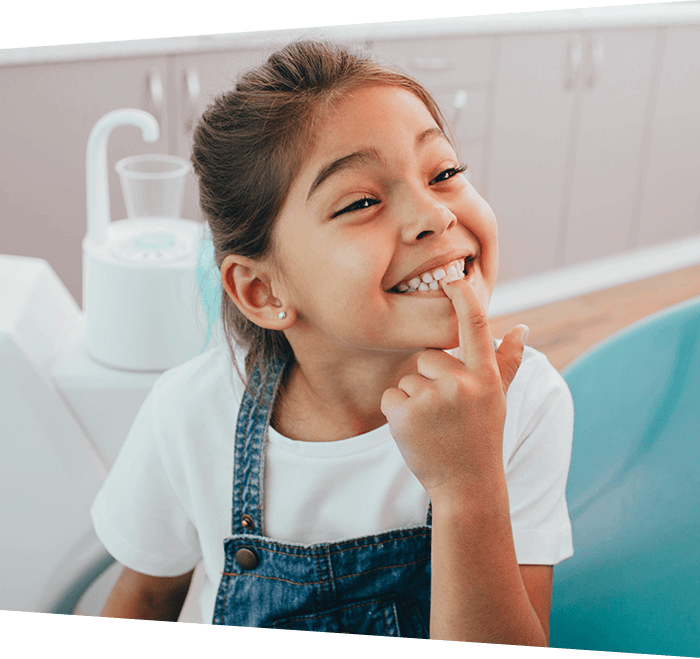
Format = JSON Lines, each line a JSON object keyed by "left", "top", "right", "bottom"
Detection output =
{"left": 305, "top": 127, "right": 452, "bottom": 201}
{"left": 306, "top": 148, "right": 380, "bottom": 201}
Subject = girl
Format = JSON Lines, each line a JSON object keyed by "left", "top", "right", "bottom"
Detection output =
{"left": 92, "top": 40, "right": 573, "bottom": 643}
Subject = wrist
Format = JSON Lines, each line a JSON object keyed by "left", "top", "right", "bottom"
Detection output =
{"left": 428, "top": 468, "right": 510, "bottom": 524}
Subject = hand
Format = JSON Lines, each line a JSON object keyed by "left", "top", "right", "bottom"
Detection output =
{"left": 380, "top": 276, "right": 529, "bottom": 498}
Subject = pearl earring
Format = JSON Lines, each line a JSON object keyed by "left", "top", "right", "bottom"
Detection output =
{"left": 278, "top": 311, "right": 286, "bottom": 320}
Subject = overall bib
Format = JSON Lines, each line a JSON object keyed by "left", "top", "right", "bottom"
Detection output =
{"left": 211, "top": 356, "right": 433, "bottom": 636}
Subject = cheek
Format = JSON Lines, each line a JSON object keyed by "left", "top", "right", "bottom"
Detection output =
{"left": 327, "top": 243, "right": 388, "bottom": 299}
{"left": 469, "top": 201, "right": 499, "bottom": 277}
{"left": 472, "top": 198, "right": 498, "bottom": 244}
{"left": 329, "top": 243, "right": 375, "bottom": 276}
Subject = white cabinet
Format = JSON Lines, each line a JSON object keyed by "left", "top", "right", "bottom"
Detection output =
{"left": 634, "top": 24, "right": 700, "bottom": 247}
{"left": 562, "top": 28, "right": 657, "bottom": 266}
{"left": 488, "top": 27, "right": 658, "bottom": 283}
{"left": 488, "top": 31, "right": 579, "bottom": 282}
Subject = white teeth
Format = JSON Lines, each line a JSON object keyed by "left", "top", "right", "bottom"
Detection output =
{"left": 394, "top": 258, "right": 469, "bottom": 293}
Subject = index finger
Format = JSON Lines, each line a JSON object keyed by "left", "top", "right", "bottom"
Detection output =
{"left": 440, "top": 275, "right": 495, "bottom": 370}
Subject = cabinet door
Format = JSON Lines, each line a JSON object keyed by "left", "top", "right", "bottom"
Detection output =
{"left": 169, "top": 48, "right": 270, "bottom": 224}
{"left": 635, "top": 25, "right": 700, "bottom": 247}
{"left": 0, "top": 56, "right": 171, "bottom": 306}
{"left": 488, "top": 32, "right": 580, "bottom": 283}
{"left": 370, "top": 35, "right": 493, "bottom": 88}
{"left": 562, "top": 28, "right": 657, "bottom": 266}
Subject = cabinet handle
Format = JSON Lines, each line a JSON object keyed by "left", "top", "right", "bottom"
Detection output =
{"left": 147, "top": 69, "right": 164, "bottom": 128}
{"left": 451, "top": 90, "right": 468, "bottom": 131}
{"left": 565, "top": 40, "right": 583, "bottom": 90}
{"left": 586, "top": 36, "right": 604, "bottom": 88}
{"left": 184, "top": 66, "right": 201, "bottom": 133}
{"left": 410, "top": 56, "right": 453, "bottom": 72}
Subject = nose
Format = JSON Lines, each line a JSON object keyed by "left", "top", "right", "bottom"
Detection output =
{"left": 397, "top": 186, "right": 457, "bottom": 243}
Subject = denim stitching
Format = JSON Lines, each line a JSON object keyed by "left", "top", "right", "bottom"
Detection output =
{"left": 391, "top": 601, "right": 400, "bottom": 636}
{"left": 222, "top": 555, "right": 429, "bottom": 585}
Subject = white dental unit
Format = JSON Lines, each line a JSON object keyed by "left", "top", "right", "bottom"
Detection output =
{"left": 0, "top": 109, "right": 221, "bottom": 619}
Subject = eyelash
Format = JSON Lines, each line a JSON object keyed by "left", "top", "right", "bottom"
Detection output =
{"left": 430, "top": 164, "right": 468, "bottom": 185}
{"left": 332, "top": 197, "right": 378, "bottom": 218}
{"left": 332, "top": 164, "right": 467, "bottom": 218}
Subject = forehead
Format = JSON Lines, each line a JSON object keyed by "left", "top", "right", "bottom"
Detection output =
{"left": 311, "top": 84, "right": 440, "bottom": 152}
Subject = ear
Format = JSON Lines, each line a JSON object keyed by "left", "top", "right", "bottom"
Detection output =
{"left": 220, "top": 254, "right": 295, "bottom": 330}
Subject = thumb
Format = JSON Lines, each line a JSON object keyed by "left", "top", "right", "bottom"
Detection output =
{"left": 496, "top": 324, "right": 529, "bottom": 394}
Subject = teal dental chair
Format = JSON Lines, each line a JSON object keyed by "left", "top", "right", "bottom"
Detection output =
{"left": 550, "top": 295, "right": 700, "bottom": 657}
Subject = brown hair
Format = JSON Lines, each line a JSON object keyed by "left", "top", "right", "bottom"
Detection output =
{"left": 191, "top": 39, "right": 450, "bottom": 384}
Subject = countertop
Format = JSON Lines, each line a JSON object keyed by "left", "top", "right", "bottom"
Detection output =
{"left": 3, "top": 2, "right": 700, "bottom": 67}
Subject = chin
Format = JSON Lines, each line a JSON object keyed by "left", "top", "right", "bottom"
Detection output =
{"left": 421, "top": 326, "right": 461, "bottom": 352}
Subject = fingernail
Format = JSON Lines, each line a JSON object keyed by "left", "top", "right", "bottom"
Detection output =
{"left": 521, "top": 325, "right": 530, "bottom": 344}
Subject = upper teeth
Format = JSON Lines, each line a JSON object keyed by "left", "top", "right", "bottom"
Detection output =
{"left": 394, "top": 259, "right": 467, "bottom": 293}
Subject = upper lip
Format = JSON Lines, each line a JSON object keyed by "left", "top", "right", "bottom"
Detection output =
{"left": 387, "top": 250, "right": 474, "bottom": 291}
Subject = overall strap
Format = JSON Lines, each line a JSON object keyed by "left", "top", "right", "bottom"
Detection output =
{"left": 231, "top": 355, "right": 288, "bottom": 536}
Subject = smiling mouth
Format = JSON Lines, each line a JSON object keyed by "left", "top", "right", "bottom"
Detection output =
{"left": 389, "top": 257, "right": 473, "bottom": 293}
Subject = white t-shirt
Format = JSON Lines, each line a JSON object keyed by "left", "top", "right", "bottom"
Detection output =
{"left": 91, "top": 343, "right": 574, "bottom": 624}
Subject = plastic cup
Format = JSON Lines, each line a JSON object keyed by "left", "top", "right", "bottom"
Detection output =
{"left": 116, "top": 154, "right": 191, "bottom": 219}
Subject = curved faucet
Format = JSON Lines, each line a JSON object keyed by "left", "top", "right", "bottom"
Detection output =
{"left": 85, "top": 109, "right": 159, "bottom": 246}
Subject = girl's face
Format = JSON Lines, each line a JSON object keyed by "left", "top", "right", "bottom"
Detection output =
{"left": 270, "top": 84, "right": 499, "bottom": 357}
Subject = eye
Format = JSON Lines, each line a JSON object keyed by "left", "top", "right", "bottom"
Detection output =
{"left": 332, "top": 197, "right": 379, "bottom": 218}
{"left": 430, "top": 164, "right": 467, "bottom": 185}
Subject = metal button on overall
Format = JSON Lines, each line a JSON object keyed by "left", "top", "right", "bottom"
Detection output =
{"left": 241, "top": 514, "right": 254, "bottom": 529}
{"left": 235, "top": 548, "right": 258, "bottom": 570}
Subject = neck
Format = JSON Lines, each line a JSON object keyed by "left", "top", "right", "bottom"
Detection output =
{"left": 272, "top": 347, "right": 420, "bottom": 443}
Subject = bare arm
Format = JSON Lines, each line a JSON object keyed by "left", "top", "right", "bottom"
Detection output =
{"left": 429, "top": 484, "right": 550, "bottom": 644}
{"left": 101, "top": 566, "right": 194, "bottom": 622}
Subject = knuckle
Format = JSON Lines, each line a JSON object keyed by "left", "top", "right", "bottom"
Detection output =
{"left": 398, "top": 374, "right": 419, "bottom": 391}
{"left": 416, "top": 382, "right": 438, "bottom": 405}
{"left": 469, "top": 309, "right": 490, "bottom": 332}
{"left": 415, "top": 351, "right": 431, "bottom": 371}
{"left": 417, "top": 348, "right": 445, "bottom": 370}
{"left": 442, "top": 374, "right": 464, "bottom": 400}
{"left": 466, "top": 370, "right": 501, "bottom": 401}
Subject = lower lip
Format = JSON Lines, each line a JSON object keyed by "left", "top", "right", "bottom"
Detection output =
{"left": 391, "top": 288, "right": 448, "bottom": 298}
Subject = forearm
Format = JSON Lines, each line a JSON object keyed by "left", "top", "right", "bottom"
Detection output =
{"left": 429, "top": 476, "right": 548, "bottom": 645}
{"left": 101, "top": 567, "right": 193, "bottom": 622}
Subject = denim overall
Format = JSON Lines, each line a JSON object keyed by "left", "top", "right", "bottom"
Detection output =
{"left": 211, "top": 356, "right": 432, "bottom": 636}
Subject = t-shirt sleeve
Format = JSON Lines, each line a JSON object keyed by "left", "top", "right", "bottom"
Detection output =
{"left": 90, "top": 383, "right": 203, "bottom": 577}
{"left": 505, "top": 349, "right": 574, "bottom": 566}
